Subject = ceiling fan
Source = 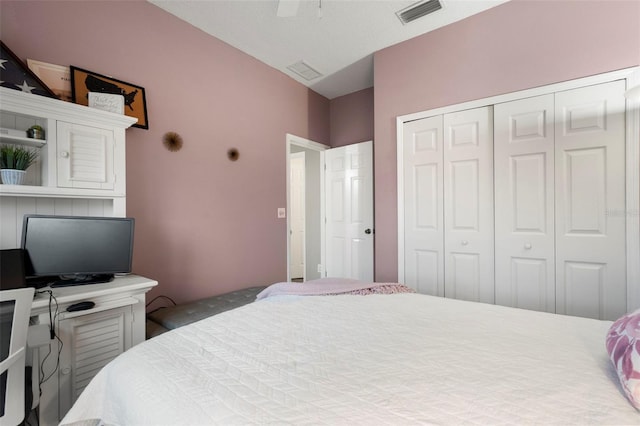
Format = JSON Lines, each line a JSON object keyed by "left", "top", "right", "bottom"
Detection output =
{"left": 277, "top": 0, "right": 325, "bottom": 18}
{"left": 276, "top": 0, "right": 302, "bottom": 18}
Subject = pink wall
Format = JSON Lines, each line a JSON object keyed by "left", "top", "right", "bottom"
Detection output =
{"left": 4, "top": 0, "right": 637, "bottom": 296}
{"left": 329, "top": 88, "right": 374, "bottom": 147}
{"left": 373, "top": 0, "right": 640, "bottom": 282}
{"left": 1, "top": 0, "right": 330, "bottom": 303}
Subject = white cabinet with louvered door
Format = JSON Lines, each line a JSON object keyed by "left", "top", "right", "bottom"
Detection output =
{"left": 0, "top": 89, "right": 135, "bottom": 233}
{"left": 57, "top": 304, "right": 133, "bottom": 416}
{"left": 494, "top": 94, "right": 556, "bottom": 313}
{"left": 31, "top": 275, "right": 156, "bottom": 426}
{"left": 56, "top": 122, "right": 120, "bottom": 191}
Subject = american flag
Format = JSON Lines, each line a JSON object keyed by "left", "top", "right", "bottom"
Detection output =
{"left": 0, "top": 41, "right": 56, "bottom": 98}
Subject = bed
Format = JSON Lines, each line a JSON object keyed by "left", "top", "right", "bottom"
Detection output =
{"left": 61, "top": 280, "right": 639, "bottom": 425}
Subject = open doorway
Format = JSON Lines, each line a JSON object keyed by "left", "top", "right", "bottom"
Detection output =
{"left": 289, "top": 151, "right": 305, "bottom": 280}
{"left": 286, "top": 135, "right": 374, "bottom": 282}
{"left": 286, "top": 134, "right": 328, "bottom": 282}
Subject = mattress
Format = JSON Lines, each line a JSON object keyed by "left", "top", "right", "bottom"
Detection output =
{"left": 61, "top": 292, "right": 639, "bottom": 425}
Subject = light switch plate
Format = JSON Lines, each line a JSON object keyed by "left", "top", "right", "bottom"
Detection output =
{"left": 277, "top": 208, "right": 286, "bottom": 218}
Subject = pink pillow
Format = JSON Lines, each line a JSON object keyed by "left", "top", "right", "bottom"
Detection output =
{"left": 606, "top": 309, "right": 640, "bottom": 409}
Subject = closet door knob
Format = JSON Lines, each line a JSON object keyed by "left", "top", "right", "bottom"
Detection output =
{"left": 461, "top": 240, "right": 468, "bottom": 246}
{"left": 364, "top": 228, "right": 372, "bottom": 235}
{"left": 524, "top": 243, "right": 532, "bottom": 250}
{"left": 60, "top": 151, "right": 69, "bottom": 158}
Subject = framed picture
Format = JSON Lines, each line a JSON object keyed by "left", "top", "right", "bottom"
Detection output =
{"left": 70, "top": 66, "right": 149, "bottom": 129}
{"left": 0, "top": 41, "right": 57, "bottom": 98}
{"left": 27, "top": 59, "right": 72, "bottom": 102}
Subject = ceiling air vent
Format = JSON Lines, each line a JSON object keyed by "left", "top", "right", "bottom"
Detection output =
{"left": 396, "top": 0, "right": 443, "bottom": 25}
{"left": 287, "top": 60, "right": 323, "bottom": 81}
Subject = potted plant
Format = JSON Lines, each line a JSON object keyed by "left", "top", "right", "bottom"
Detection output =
{"left": 0, "top": 144, "right": 38, "bottom": 185}
{"left": 27, "top": 124, "right": 45, "bottom": 140}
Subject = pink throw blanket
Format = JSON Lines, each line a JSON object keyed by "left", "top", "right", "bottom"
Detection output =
{"left": 256, "top": 278, "right": 414, "bottom": 300}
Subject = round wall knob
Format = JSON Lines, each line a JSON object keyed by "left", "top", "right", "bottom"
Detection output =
{"left": 461, "top": 240, "right": 468, "bottom": 246}
{"left": 524, "top": 243, "right": 532, "bottom": 249}
{"left": 60, "top": 151, "right": 69, "bottom": 158}
{"left": 61, "top": 367, "right": 71, "bottom": 375}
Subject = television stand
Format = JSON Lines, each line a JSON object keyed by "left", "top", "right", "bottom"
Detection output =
{"left": 29, "top": 275, "right": 157, "bottom": 425}
{"left": 50, "top": 273, "right": 115, "bottom": 288}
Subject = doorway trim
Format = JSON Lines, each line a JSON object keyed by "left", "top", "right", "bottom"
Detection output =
{"left": 286, "top": 133, "right": 329, "bottom": 282}
{"left": 289, "top": 151, "right": 306, "bottom": 280}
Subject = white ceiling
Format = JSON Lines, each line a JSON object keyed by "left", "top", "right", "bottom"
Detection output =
{"left": 149, "top": 0, "right": 509, "bottom": 99}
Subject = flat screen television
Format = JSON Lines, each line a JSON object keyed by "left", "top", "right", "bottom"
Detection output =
{"left": 21, "top": 215, "right": 134, "bottom": 288}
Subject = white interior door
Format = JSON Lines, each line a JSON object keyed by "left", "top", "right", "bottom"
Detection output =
{"left": 554, "top": 80, "right": 627, "bottom": 320}
{"left": 289, "top": 152, "right": 305, "bottom": 279}
{"left": 325, "top": 141, "right": 374, "bottom": 281}
{"left": 402, "top": 116, "right": 444, "bottom": 295}
{"left": 494, "top": 94, "right": 556, "bottom": 312}
{"left": 443, "top": 106, "right": 494, "bottom": 303}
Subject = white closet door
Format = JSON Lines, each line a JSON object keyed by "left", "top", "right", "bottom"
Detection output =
{"left": 402, "top": 117, "right": 444, "bottom": 295}
{"left": 555, "top": 80, "right": 627, "bottom": 320}
{"left": 494, "top": 95, "right": 555, "bottom": 312}
{"left": 443, "top": 107, "right": 494, "bottom": 303}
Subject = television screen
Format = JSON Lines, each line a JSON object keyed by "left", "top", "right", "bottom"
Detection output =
{"left": 21, "top": 215, "right": 134, "bottom": 287}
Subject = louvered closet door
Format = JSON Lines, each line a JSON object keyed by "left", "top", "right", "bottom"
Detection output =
{"left": 443, "top": 107, "right": 494, "bottom": 303}
{"left": 402, "top": 116, "right": 444, "bottom": 295}
{"left": 555, "top": 80, "right": 627, "bottom": 320}
{"left": 494, "top": 95, "right": 555, "bottom": 312}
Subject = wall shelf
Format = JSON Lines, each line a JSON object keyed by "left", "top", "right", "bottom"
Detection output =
{"left": 0, "top": 133, "right": 47, "bottom": 148}
{"left": 0, "top": 183, "right": 125, "bottom": 199}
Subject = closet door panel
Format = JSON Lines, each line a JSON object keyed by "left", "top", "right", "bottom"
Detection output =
{"left": 449, "top": 160, "right": 479, "bottom": 230}
{"left": 443, "top": 107, "right": 494, "bottom": 303}
{"left": 509, "top": 257, "right": 550, "bottom": 311}
{"left": 494, "top": 95, "right": 555, "bottom": 312}
{"left": 555, "top": 80, "right": 626, "bottom": 320}
{"left": 402, "top": 117, "right": 444, "bottom": 295}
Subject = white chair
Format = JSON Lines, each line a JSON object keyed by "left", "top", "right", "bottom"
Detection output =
{"left": 0, "top": 287, "right": 35, "bottom": 426}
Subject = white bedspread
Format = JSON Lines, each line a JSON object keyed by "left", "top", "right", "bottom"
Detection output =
{"left": 62, "top": 293, "right": 639, "bottom": 425}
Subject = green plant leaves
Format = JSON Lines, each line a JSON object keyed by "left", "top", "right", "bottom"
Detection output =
{"left": 0, "top": 145, "right": 38, "bottom": 170}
